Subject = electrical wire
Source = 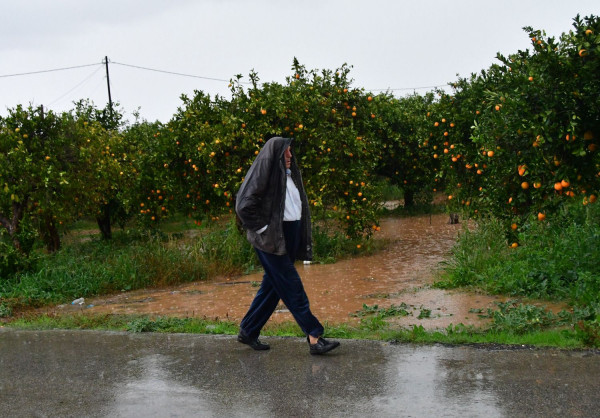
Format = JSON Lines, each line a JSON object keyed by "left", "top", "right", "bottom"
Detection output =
{"left": 48, "top": 65, "right": 104, "bottom": 106}
{"left": 110, "top": 61, "right": 448, "bottom": 91}
{"left": 370, "top": 84, "right": 448, "bottom": 92}
{"left": 0, "top": 63, "right": 100, "bottom": 78}
{"left": 1, "top": 59, "right": 448, "bottom": 93}
{"left": 88, "top": 74, "right": 109, "bottom": 98}
{"left": 111, "top": 61, "right": 251, "bottom": 84}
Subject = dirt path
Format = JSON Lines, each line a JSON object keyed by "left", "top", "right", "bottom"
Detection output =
{"left": 53, "top": 213, "right": 564, "bottom": 330}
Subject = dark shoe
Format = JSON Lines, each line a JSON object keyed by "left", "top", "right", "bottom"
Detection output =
{"left": 238, "top": 333, "right": 270, "bottom": 350}
{"left": 308, "top": 337, "right": 340, "bottom": 355}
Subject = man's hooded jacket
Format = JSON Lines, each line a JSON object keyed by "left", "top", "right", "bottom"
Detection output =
{"left": 235, "top": 137, "right": 312, "bottom": 260}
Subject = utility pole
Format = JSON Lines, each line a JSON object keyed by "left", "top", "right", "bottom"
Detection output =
{"left": 103, "top": 56, "right": 113, "bottom": 116}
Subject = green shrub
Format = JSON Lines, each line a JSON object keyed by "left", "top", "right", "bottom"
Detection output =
{"left": 0, "top": 301, "right": 13, "bottom": 318}
{"left": 0, "top": 241, "right": 28, "bottom": 280}
{"left": 437, "top": 203, "right": 600, "bottom": 306}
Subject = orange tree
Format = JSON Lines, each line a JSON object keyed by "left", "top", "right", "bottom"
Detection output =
{"left": 72, "top": 101, "right": 137, "bottom": 239}
{"left": 167, "top": 60, "right": 382, "bottom": 238}
{"left": 427, "top": 79, "right": 492, "bottom": 217}
{"left": 433, "top": 14, "right": 600, "bottom": 241}
{"left": 281, "top": 60, "right": 381, "bottom": 237}
{"left": 371, "top": 92, "right": 439, "bottom": 208}
{"left": 119, "top": 119, "right": 181, "bottom": 228}
{"left": 165, "top": 89, "right": 242, "bottom": 225}
{"left": 0, "top": 105, "right": 122, "bottom": 253}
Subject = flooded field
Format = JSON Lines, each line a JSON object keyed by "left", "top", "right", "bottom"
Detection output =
{"left": 56, "top": 213, "right": 564, "bottom": 329}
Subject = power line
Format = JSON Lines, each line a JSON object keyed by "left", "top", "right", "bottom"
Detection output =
{"left": 88, "top": 73, "right": 110, "bottom": 98}
{"left": 370, "top": 84, "right": 449, "bottom": 92}
{"left": 48, "top": 65, "right": 104, "bottom": 106}
{"left": 0, "top": 63, "right": 101, "bottom": 78}
{"left": 111, "top": 61, "right": 251, "bottom": 84}
{"left": 110, "top": 61, "right": 448, "bottom": 91}
{"left": 0, "top": 59, "right": 449, "bottom": 93}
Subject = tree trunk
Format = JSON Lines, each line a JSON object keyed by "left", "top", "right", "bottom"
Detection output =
{"left": 0, "top": 199, "right": 28, "bottom": 254}
{"left": 403, "top": 189, "right": 415, "bottom": 207}
{"left": 96, "top": 202, "right": 112, "bottom": 240}
{"left": 448, "top": 213, "right": 460, "bottom": 224}
{"left": 42, "top": 215, "right": 61, "bottom": 253}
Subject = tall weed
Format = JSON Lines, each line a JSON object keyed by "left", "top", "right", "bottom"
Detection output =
{"left": 0, "top": 231, "right": 208, "bottom": 307}
{"left": 192, "top": 219, "right": 259, "bottom": 276}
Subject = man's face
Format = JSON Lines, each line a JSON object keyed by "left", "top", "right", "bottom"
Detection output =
{"left": 284, "top": 147, "right": 292, "bottom": 169}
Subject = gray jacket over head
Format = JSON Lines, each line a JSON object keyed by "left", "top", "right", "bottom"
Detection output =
{"left": 235, "top": 137, "right": 312, "bottom": 260}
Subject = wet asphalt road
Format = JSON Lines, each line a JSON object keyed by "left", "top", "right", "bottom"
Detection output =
{"left": 0, "top": 329, "right": 598, "bottom": 417}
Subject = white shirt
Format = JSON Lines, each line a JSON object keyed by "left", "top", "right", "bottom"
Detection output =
{"left": 284, "top": 172, "right": 302, "bottom": 221}
{"left": 256, "top": 170, "right": 302, "bottom": 234}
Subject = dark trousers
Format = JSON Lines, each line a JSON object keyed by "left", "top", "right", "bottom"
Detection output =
{"left": 240, "top": 221, "right": 324, "bottom": 339}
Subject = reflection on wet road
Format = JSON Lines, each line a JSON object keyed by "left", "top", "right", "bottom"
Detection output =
{"left": 1, "top": 329, "right": 598, "bottom": 417}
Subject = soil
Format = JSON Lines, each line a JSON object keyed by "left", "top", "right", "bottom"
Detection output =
{"left": 49, "top": 213, "right": 567, "bottom": 330}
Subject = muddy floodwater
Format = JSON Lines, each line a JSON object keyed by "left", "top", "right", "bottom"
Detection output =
{"left": 59, "top": 213, "right": 564, "bottom": 329}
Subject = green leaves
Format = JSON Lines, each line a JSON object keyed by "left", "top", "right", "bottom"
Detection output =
{"left": 431, "top": 14, "right": 600, "bottom": 231}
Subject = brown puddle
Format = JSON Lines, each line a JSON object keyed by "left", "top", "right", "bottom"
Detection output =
{"left": 56, "top": 214, "right": 567, "bottom": 330}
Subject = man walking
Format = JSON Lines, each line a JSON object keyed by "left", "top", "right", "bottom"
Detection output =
{"left": 235, "top": 136, "right": 340, "bottom": 355}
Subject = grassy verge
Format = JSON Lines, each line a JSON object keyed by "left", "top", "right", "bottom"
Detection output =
{"left": 433, "top": 201, "right": 600, "bottom": 348}
{"left": 3, "top": 312, "right": 592, "bottom": 350}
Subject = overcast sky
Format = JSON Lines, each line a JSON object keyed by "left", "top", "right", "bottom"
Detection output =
{"left": 1, "top": 1, "right": 598, "bottom": 123}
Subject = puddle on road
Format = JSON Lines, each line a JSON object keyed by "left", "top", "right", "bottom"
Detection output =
{"left": 59, "top": 214, "right": 565, "bottom": 329}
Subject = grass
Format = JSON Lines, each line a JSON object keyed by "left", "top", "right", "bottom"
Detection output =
{"left": 2, "top": 220, "right": 238, "bottom": 309}
{"left": 3, "top": 312, "right": 593, "bottom": 350}
{"left": 436, "top": 203, "right": 600, "bottom": 305}
{"left": 433, "top": 201, "right": 600, "bottom": 348}
{"left": 311, "top": 222, "right": 388, "bottom": 263}
{"left": 0, "top": 230, "right": 210, "bottom": 308}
